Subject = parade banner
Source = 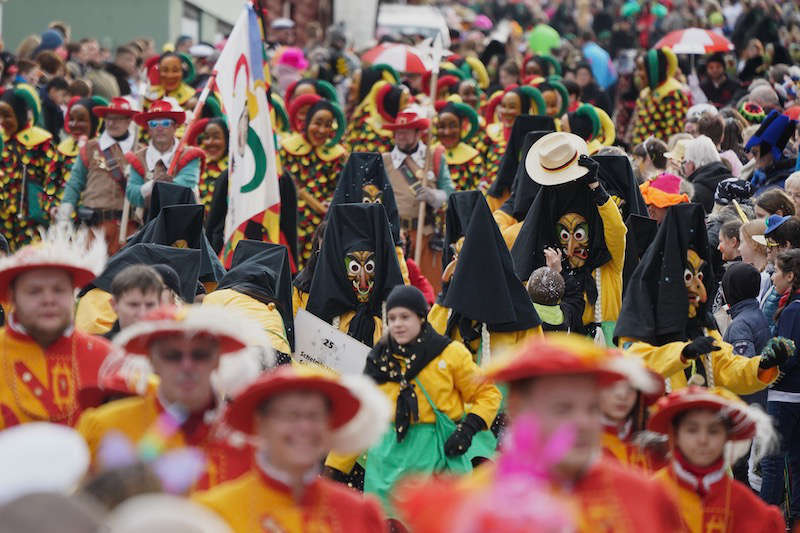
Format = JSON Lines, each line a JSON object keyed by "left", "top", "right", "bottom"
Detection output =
{"left": 294, "top": 309, "right": 372, "bottom": 375}
{"left": 214, "top": 4, "right": 281, "bottom": 267}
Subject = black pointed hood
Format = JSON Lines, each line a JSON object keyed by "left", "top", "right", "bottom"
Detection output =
{"left": 438, "top": 190, "right": 485, "bottom": 304}
{"left": 443, "top": 193, "right": 541, "bottom": 333}
{"left": 81, "top": 243, "right": 201, "bottom": 303}
{"left": 216, "top": 240, "right": 295, "bottom": 351}
{"left": 329, "top": 152, "right": 401, "bottom": 244}
{"left": 487, "top": 114, "right": 555, "bottom": 198}
{"left": 146, "top": 182, "right": 198, "bottom": 223}
{"left": 622, "top": 213, "right": 658, "bottom": 292}
{"left": 498, "top": 130, "right": 552, "bottom": 221}
{"left": 126, "top": 204, "right": 226, "bottom": 282}
{"left": 614, "top": 203, "right": 714, "bottom": 345}
{"left": 306, "top": 203, "right": 404, "bottom": 346}
{"left": 594, "top": 155, "right": 648, "bottom": 219}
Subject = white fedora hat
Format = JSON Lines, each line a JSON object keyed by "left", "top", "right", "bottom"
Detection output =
{"left": 525, "top": 131, "right": 589, "bottom": 186}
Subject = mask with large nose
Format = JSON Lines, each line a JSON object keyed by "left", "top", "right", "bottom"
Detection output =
{"left": 556, "top": 212, "right": 590, "bottom": 269}
{"left": 345, "top": 250, "right": 376, "bottom": 303}
{"left": 685, "top": 249, "right": 707, "bottom": 319}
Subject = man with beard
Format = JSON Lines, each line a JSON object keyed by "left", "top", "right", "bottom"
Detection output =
{"left": 0, "top": 226, "right": 112, "bottom": 429}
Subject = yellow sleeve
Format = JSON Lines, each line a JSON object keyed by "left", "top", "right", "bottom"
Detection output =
{"left": 708, "top": 330, "right": 778, "bottom": 394}
{"left": 203, "top": 289, "right": 291, "bottom": 353}
{"left": 396, "top": 246, "right": 411, "bottom": 286}
{"left": 597, "top": 198, "right": 626, "bottom": 274}
{"left": 493, "top": 209, "right": 517, "bottom": 234}
{"left": 74, "top": 288, "right": 116, "bottom": 335}
{"left": 620, "top": 337, "right": 690, "bottom": 379}
{"left": 501, "top": 221, "right": 523, "bottom": 250}
{"left": 324, "top": 451, "right": 361, "bottom": 474}
{"left": 292, "top": 286, "right": 309, "bottom": 316}
{"left": 75, "top": 407, "right": 103, "bottom": 464}
{"left": 427, "top": 303, "right": 451, "bottom": 336}
{"left": 443, "top": 342, "right": 501, "bottom": 427}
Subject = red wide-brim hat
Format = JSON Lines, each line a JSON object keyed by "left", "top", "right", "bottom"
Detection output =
{"left": 133, "top": 99, "right": 186, "bottom": 127}
{"left": 384, "top": 110, "right": 431, "bottom": 131}
{"left": 93, "top": 97, "right": 138, "bottom": 118}
{"left": 225, "top": 366, "right": 361, "bottom": 435}
{"left": 647, "top": 386, "right": 756, "bottom": 441}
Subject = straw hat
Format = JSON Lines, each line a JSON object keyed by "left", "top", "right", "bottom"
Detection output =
{"left": 524, "top": 131, "right": 589, "bottom": 186}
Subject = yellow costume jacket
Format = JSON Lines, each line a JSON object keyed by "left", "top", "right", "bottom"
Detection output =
{"left": 203, "top": 288, "right": 291, "bottom": 354}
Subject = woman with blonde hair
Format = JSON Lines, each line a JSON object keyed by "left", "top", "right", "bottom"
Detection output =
{"left": 739, "top": 219, "right": 772, "bottom": 303}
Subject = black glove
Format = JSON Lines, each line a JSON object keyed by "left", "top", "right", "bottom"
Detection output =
{"left": 444, "top": 413, "right": 486, "bottom": 458}
{"left": 682, "top": 336, "right": 721, "bottom": 360}
{"left": 578, "top": 154, "right": 600, "bottom": 184}
{"left": 759, "top": 337, "right": 796, "bottom": 369}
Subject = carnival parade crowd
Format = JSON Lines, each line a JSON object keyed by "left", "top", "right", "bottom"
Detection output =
{"left": 6, "top": 0, "right": 800, "bottom": 531}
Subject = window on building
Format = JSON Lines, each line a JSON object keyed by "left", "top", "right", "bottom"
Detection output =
{"left": 181, "top": 2, "right": 201, "bottom": 43}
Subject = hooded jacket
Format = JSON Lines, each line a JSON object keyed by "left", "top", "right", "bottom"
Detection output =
{"left": 686, "top": 161, "right": 732, "bottom": 213}
{"left": 616, "top": 203, "right": 777, "bottom": 393}
{"left": 306, "top": 203, "right": 405, "bottom": 347}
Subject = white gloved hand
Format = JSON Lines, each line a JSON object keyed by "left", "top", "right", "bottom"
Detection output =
{"left": 417, "top": 186, "right": 447, "bottom": 209}
{"left": 141, "top": 180, "right": 155, "bottom": 199}
{"left": 55, "top": 202, "right": 74, "bottom": 222}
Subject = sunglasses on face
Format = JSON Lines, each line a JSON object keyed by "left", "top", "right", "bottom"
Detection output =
{"left": 148, "top": 119, "right": 174, "bottom": 129}
{"left": 157, "top": 348, "right": 216, "bottom": 364}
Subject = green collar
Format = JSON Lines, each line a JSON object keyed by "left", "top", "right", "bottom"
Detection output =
{"left": 533, "top": 302, "right": 564, "bottom": 325}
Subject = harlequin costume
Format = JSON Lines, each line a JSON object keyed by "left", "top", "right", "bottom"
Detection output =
{"left": 326, "top": 285, "right": 501, "bottom": 513}
{"left": 77, "top": 305, "right": 274, "bottom": 491}
{"left": 648, "top": 386, "right": 785, "bottom": 532}
{"left": 346, "top": 80, "right": 408, "bottom": 154}
{"left": 511, "top": 133, "right": 626, "bottom": 344}
{"left": 279, "top": 96, "right": 348, "bottom": 267}
{"left": 59, "top": 97, "right": 141, "bottom": 255}
{"left": 428, "top": 190, "right": 542, "bottom": 365}
{"left": 304, "top": 203, "right": 405, "bottom": 347}
{"left": 615, "top": 203, "right": 788, "bottom": 394}
{"left": 632, "top": 47, "right": 689, "bottom": 145}
{"left": 125, "top": 99, "right": 204, "bottom": 208}
{"left": 182, "top": 97, "right": 227, "bottom": 213}
{"left": 562, "top": 103, "right": 616, "bottom": 155}
{"left": 394, "top": 335, "right": 684, "bottom": 533}
{"left": 143, "top": 52, "right": 196, "bottom": 111}
{"left": 0, "top": 84, "right": 58, "bottom": 250}
{"left": 344, "top": 63, "right": 398, "bottom": 144}
{"left": 203, "top": 240, "right": 294, "bottom": 358}
{"left": 433, "top": 100, "right": 487, "bottom": 192}
{"left": 481, "top": 86, "right": 546, "bottom": 204}
{"left": 0, "top": 226, "right": 113, "bottom": 429}
{"left": 485, "top": 114, "right": 554, "bottom": 212}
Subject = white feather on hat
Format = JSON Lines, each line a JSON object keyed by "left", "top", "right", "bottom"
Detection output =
{"left": 329, "top": 374, "right": 392, "bottom": 454}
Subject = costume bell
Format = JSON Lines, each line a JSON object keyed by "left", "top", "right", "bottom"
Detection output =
{"left": 631, "top": 47, "right": 689, "bottom": 145}
{"left": 428, "top": 190, "right": 542, "bottom": 363}
{"left": 0, "top": 84, "right": 58, "bottom": 250}
{"left": 302, "top": 203, "right": 405, "bottom": 347}
{"left": 648, "top": 386, "right": 785, "bottom": 532}
{"left": 0, "top": 227, "right": 112, "bottom": 429}
{"left": 279, "top": 96, "right": 348, "bottom": 267}
{"left": 194, "top": 366, "right": 390, "bottom": 533}
{"left": 511, "top": 133, "right": 626, "bottom": 343}
{"left": 615, "top": 203, "right": 793, "bottom": 393}
{"left": 77, "top": 305, "right": 272, "bottom": 490}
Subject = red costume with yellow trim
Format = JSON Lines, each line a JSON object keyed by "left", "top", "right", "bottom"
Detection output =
{"left": 0, "top": 317, "right": 113, "bottom": 429}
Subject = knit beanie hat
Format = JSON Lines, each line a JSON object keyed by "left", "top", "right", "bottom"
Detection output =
{"left": 386, "top": 285, "right": 428, "bottom": 318}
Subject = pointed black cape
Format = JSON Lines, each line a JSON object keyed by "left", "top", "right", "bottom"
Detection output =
{"left": 498, "top": 130, "right": 553, "bottom": 221}
{"left": 594, "top": 155, "right": 648, "bottom": 220}
{"left": 443, "top": 193, "right": 541, "bottom": 333}
{"left": 614, "top": 203, "right": 715, "bottom": 345}
{"left": 125, "top": 204, "right": 226, "bottom": 283}
{"left": 622, "top": 213, "right": 658, "bottom": 292}
{"left": 146, "top": 182, "right": 198, "bottom": 223}
{"left": 437, "top": 190, "right": 484, "bottom": 304}
{"left": 306, "top": 203, "right": 404, "bottom": 346}
{"left": 80, "top": 243, "right": 201, "bottom": 303}
{"left": 487, "top": 114, "right": 556, "bottom": 199}
{"left": 216, "top": 239, "right": 295, "bottom": 351}
{"left": 329, "top": 152, "right": 401, "bottom": 244}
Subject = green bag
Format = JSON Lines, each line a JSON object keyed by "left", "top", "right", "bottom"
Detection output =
{"left": 363, "top": 379, "right": 496, "bottom": 512}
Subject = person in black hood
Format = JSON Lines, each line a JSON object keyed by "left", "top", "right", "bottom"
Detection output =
{"left": 615, "top": 202, "right": 793, "bottom": 394}
{"left": 681, "top": 135, "right": 732, "bottom": 213}
{"left": 485, "top": 114, "right": 555, "bottom": 212}
{"left": 304, "top": 203, "right": 405, "bottom": 347}
{"left": 511, "top": 132, "right": 625, "bottom": 343}
{"left": 204, "top": 240, "right": 294, "bottom": 363}
{"left": 428, "top": 191, "right": 541, "bottom": 364}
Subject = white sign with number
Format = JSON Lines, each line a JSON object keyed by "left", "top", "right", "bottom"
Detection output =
{"left": 293, "top": 309, "right": 372, "bottom": 374}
